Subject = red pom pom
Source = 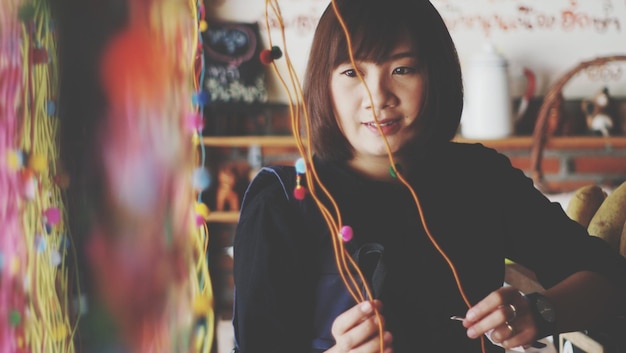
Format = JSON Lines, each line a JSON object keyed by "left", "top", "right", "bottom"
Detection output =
{"left": 259, "top": 49, "right": 273, "bottom": 65}
{"left": 293, "top": 186, "right": 307, "bottom": 200}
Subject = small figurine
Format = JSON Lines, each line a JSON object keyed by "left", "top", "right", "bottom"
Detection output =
{"left": 581, "top": 87, "right": 616, "bottom": 136}
{"left": 215, "top": 166, "right": 240, "bottom": 211}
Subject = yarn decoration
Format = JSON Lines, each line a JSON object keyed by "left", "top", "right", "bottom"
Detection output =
{"left": 86, "top": 0, "right": 214, "bottom": 352}
{"left": 0, "top": 0, "right": 76, "bottom": 352}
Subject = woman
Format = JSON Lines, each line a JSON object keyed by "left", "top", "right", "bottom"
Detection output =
{"left": 232, "top": 0, "right": 626, "bottom": 352}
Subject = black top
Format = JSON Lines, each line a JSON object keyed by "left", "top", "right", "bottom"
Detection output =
{"left": 232, "top": 142, "right": 626, "bottom": 353}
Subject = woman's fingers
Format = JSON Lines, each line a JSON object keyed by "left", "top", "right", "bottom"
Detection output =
{"left": 332, "top": 301, "right": 379, "bottom": 335}
{"left": 462, "top": 287, "right": 540, "bottom": 349}
{"left": 331, "top": 300, "right": 392, "bottom": 353}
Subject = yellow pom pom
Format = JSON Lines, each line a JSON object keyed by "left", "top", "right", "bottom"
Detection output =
{"left": 53, "top": 325, "right": 68, "bottom": 340}
{"left": 199, "top": 20, "right": 208, "bottom": 32}
{"left": 193, "top": 295, "right": 213, "bottom": 315}
{"left": 6, "top": 151, "right": 21, "bottom": 170}
{"left": 29, "top": 154, "right": 48, "bottom": 173}
{"left": 195, "top": 202, "right": 210, "bottom": 219}
{"left": 192, "top": 132, "right": 200, "bottom": 146}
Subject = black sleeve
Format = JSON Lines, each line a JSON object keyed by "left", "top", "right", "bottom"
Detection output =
{"left": 232, "top": 170, "right": 315, "bottom": 353}
{"left": 487, "top": 149, "right": 626, "bottom": 298}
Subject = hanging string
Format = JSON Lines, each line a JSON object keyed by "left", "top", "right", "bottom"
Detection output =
{"left": 84, "top": 0, "right": 213, "bottom": 351}
{"left": 262, "top": 1, "right": 487, "bottom": 352}
{"left": 0, "top": 0, "right": 78, "bottom": 352}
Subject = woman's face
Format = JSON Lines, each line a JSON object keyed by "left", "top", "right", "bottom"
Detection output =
{"left": 330, "top": 40, "right": 425, "bottom": 161}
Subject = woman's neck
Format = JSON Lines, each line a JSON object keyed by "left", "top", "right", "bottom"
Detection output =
{"left": 347, "top": 154, "right": 409, "bottom": 182}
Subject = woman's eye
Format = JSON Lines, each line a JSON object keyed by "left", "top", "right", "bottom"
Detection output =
{"left": 393, "top": 66, "right": 416, "bottom": 75}
{"left": 341, "top": 69, "right": 358, "bottom": 77}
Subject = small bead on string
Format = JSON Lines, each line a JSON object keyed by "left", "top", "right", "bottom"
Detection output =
{"left": 259, "top": 46, "right": 283, "bottom": 65}
{"left": 293, "top": 157, "right": 307, "bottom": 200}
{"left": 340, "top": 225, "right": 353, "bottom": 242}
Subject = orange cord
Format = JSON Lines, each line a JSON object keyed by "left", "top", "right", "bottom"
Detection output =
{"left": 263, "top": 1, "right": 486, "bottom": 352}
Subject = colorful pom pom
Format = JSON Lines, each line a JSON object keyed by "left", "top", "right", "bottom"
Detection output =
{"left": 389, "top": 163, "right": 403, "bottom": 178}
{"left": 193, "top": 167, "right": 211, "bottom": 191}
{"left": 195, "top": 202, "right": 210, "bottom": 219}
{"left": 6, "top": 150, "right": 24, "bottom": 170}
{"left": 43, "top": 207, "right": 61, "bottom": 225}
{"left": 193, "top": 295, "right": 213, "bottom": 315}
{"left": 271, "top": 46, "right": 283, "bottom": 59}
{"left": 195, "top": 202, "right": 210, "bottom": 225}
{"left": 259, "top": 46, "right": 283, "bottom": 65}
{"left": 52, "top": 324, "right": 68, "bottom": 341}
{"left": 295, "top": 157, "right": 306, "bottom": 174}
{"left": 35, "top": 235, "right": 47, "bottom": 252}
{"left": 186, "top": 112, "right": 205, "bottom": 131}
{"left": 293, "top": 185, "right": 306, "bottom": 200}
{"left": 259, "top": 49, "right": 272, "bottom": 65}
{"left": 192, "top": 90, "right": 210, "bottom": 106}
{"left": 29, "top": 154, "right": 48, "bottom": 173}
{"left": 47, "top": 100, "right": 56, "bottom": 116}
{"left": 50, "top": 250, "right": 62, "bottom": 266}
{"left": 9, "top": 310, "right": 21, "bottom": 326}
{"left": 340, "top": 225, "right": 353, "bottom": 242}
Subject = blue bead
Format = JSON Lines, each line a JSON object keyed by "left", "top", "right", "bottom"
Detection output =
{"left": 295, "top": 158, "right": 306, "bottom": 174}
{"left": 193, "top": 167, "right": 212, "bottom": 190}
{"left": 47, "top": 100, "right": 56, "bottom": 116}
{"left": 193, "top": 91, "right": 210, "bottom": 106}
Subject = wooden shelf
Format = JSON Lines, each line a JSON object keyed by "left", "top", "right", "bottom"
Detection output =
{"left": 202, "top": 135, "right": 626, "bottom": 149}
{"left": 455, "top": 135, "right": 626, "bottom": 150}
{"left": 206, "top": 211, "right": 240, "bottom": 223}
{"left": 202, "top": 135, "right": 300, "bottom": 147}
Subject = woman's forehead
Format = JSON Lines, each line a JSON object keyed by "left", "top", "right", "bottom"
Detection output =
{"left": 347, "top": 34, "right": 415, "bottom": 62}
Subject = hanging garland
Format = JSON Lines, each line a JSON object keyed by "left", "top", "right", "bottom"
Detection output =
{"left": 0, "top": 0, "right": 77, "bottom": 352}
{"left": 85, "top": 0, "right": 214, "bottom": 352}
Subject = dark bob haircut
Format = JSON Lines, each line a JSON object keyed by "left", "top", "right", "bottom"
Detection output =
{"left": 302, "top": 0, "right": 463, "bottom": 161}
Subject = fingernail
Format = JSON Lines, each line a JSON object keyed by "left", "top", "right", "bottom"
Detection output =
{"left": 361, "top": 301, "right": 372, "bottom": 313}
{"left": 467, "top": 327, "right": 477, "bottom": 338}
{"left": 466, "top": 310, "right": 475, "bottom": 321}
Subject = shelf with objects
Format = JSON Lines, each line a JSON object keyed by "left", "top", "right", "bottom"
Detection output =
{"left": 201, "top": 103, "right": 301, "bottom": 223}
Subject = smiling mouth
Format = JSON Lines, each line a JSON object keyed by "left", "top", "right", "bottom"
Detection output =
{"left": 364, "top": 119, "right": 399, "bottom": 128}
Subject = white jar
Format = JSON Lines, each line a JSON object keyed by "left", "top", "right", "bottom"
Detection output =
{"left": 461, "top": 43, "right": 513, "bottom": 139}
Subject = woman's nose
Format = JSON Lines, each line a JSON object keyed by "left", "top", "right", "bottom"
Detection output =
{"left": 362, "top": 75, "right": 396, "bottom": 110}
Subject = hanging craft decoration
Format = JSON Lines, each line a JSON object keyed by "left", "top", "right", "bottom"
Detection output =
{"left": 0, "top": 0, "right": 77, "bottom": 352}
{"left": 85, "top": 0, "right": 214, "bottom": 352}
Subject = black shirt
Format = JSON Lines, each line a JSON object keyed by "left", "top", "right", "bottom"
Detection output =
{"left": 233, "top": 142, "right": 626, "bottom": 353}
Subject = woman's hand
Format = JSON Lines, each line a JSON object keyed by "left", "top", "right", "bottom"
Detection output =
{"left": 462, "top": 286, "right": 538, "bottom": 349}
{"left": 326, "top": 300, "right": 393, "bottom": 353}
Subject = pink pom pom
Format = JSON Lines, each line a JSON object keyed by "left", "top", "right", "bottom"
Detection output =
{"left": 43, "top": 207, "right": 61, "bottom": 225}
{"left": 195, "top": 214, "right": 206, "bottom": 226}
{"left": 186, "top": 112, "right": 204, "bottom": 131}
{"left": 340, "top": 225, "right": 353, "bottom": 242}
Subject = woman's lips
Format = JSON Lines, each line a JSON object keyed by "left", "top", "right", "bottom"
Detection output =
{"left": 363, "top": 118, "right": 402, "bottom": 135}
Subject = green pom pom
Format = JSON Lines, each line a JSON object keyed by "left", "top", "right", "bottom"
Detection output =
{"left": 389, "top": 163, "right": 403, "bottom": 178}
{"left": 9, "top": 310, "right": 21, "bottom": 326}
{"left": 18, "top": 4, "right": 36, "bottom": 22}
